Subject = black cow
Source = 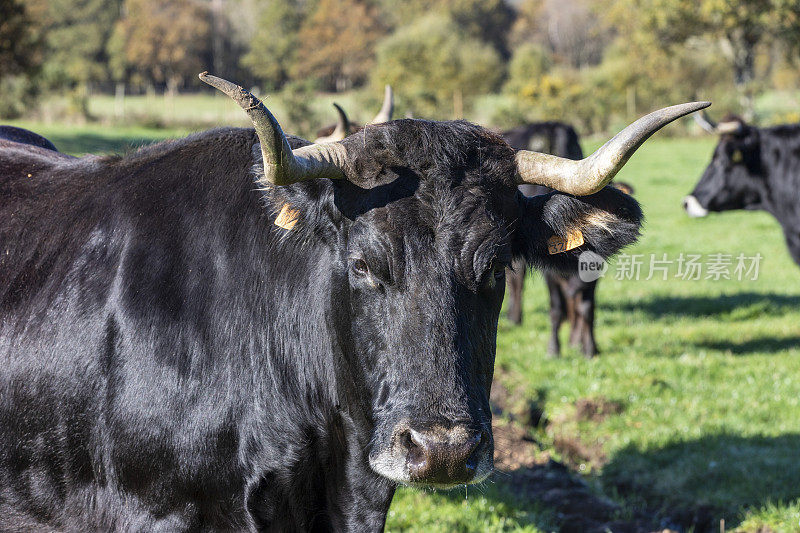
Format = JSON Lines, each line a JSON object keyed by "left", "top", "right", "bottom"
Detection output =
{"left": 502, "top": 121, "right": 583, "bottom": 161}
{"left": 685, "top": 114, "right": 800, "bottom": 266}
{"left": 502, "top": 122, "right": 634, "bottom": 357}
{"left": 0, "top": 125, "right": 59, "bottom": 152}
{"left": 0, "top": 73, "right": 704, "bottom": 530}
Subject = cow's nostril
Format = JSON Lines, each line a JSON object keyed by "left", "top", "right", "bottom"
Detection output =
{"left": 400, "top": 429, "right": 428, "bottom": 472}
{"left": 399, "top": 429, "right": 414, "bottom": 449}
{"left": 463, "top": 432, "right": 484, "bottom": 473}
{"left": 464, "top": 432, "right": 482, "bottom": 457}
{"left": 396, "top": 424, "right": 489, "bottom": 484}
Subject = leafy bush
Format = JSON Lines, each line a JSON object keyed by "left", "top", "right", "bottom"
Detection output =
{"left": 504, "top": 44, "right": 553, "bottom": 97}
{"left": 372, "top": 14, "right": 503, "bottom": 119}
{"left": 0, "top": 76, "right": 37, "bottom": 119}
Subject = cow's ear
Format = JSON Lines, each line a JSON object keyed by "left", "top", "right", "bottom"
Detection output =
{"left": 513, "top": 186, "right": 643, "bottom": 271}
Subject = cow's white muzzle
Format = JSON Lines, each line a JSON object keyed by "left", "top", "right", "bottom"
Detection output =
{"left": 683, "top": 195, "right": 709, "bottom": 218}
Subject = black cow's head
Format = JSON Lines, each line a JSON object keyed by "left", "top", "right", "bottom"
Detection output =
{"left": 201, "top": 74, "right": 706, "bottom": 489}
{"left": 684, "top": 115, "right": 765, "bottom": 217}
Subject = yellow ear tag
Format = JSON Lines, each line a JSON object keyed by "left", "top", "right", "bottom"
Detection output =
{"left": 547, "top": 230, "right": 585, "bottom": 255}
{"left": 274, "top": 203, "right": 300, "bottom": 230}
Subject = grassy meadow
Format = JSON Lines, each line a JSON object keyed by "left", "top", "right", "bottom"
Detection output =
{"left": 4, "top": 118, "right": 799, "bottom": 532}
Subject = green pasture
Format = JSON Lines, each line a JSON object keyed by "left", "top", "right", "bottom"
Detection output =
{"left": 486, "top": 137, "right": 800, "bottom": 532}
{"left": 4, "top": 120, "right": 799, "bottom": 532}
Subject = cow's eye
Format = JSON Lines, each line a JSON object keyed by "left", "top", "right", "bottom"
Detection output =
{"left": 351, "top": 258, "right": 370, "bottom": 277}
{"left": 493, "top": 264, "right": 506, "bottom": 280}
{"left": 483, "top": 263, "right": 506, "bottom": 287}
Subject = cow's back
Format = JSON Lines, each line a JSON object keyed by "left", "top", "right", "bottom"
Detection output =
{"left": 0, "top": 129, "right": 266, "bottom": 529}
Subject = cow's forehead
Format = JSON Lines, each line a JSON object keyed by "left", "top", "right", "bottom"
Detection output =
{"left": 348, "top": 186, "right": 514, "bottom": 279}
{"left": 339, "top": 119, "right": 518, "bottom": 191}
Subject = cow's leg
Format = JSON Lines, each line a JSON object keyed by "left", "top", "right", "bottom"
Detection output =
{"left": 563, "top": 280, "right": 581, "bottom": 348}
{"left": 545, "top": 274, "right": 566, "bottom": 357}
{"left": 505, "top": 259, "right": 526, "bottom": 324}
{"left": 577, "top": 281, "right": 599, "bottom": 358}
{"left": 783, "top": 229, "right": 800, "bottom": 267}
{"left": 568, "top": 297, "right": 582, "bottom": 347}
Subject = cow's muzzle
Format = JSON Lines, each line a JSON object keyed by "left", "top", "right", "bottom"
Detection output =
{"left": 683, "top": 195, "right": 709, "bottom": 217}
{"left": 369, "top": 420, "right": 493, "bottom": 488}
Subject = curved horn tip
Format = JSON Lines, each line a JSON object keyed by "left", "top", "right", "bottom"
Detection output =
{"left": 653, "top": 101, "right": 711, "bottom": 120}
{"left": 332, "top": 102, "right": 348, "bottom": 121}
{"left": 514, "top": 101, "right": 713, "bottom": 196}
{"left": 313, "top": 103, "right": 350, "bottom": 143}
{"left": 196, "top": 72, "right": 347, "bottom": 185}
{"left": 369, "top": 84, "right": 394, "bottom": 124}
{"left": 198, "top": 71, "right": 259, "bottom": 111}
{"left": 686, "top": 101, "right": 711, "bottom": 111}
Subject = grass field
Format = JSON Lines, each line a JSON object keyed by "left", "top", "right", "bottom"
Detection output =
{"left": 5, "top": 122, "right": 799, "bottom": 532}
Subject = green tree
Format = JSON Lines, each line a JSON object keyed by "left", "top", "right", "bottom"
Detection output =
{"left": 372, "top": 14, "right": 503, "bottom": 118}
{"left": 442, "top": 0, "right": 514, "bottom": 58}
{"left": 378, "top": 0, "right": 513, "bottom": 58}
{"left": 109, "top": 0, "right": 210, "bottom": 93}
{"left": 603, "top": 0, "right": 800, "bottom": 118}
{"left": 503, "top": 44, "right": 553, "bottom": 96}
{"left": 293, "top": 0, "right": 386, "bottom": 91}
{"left": 30, "top": 0, "right": 121, "bottom": 89}
{"left": 0, "top": 0, "right": 41, "bottom": 76}
{"left": 241, "top": 0, "right": 306, "bottom": 90}
{"left": 0, "top": 0, "right": 43, "bottom": 117}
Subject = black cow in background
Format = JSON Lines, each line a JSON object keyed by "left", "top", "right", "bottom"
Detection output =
{"left": 0, "top": 125, "right": 59, "bottom": 151}
{"left": 0, "top": 70, "right": 704, "bottom": 530}
{"left": 503, "top": 122, "right": 634, "bottom": 357}
{"left": 502, "top": 121, "right": 584, "bottom": 161}
{"left": 686, "top": 113, "right": 800, "bottom": 266}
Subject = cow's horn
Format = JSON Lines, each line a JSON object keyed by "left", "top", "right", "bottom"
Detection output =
{"left": 716, "top": 120, "right": 743, "bottom": 135}
{"left": 315, "top": 103, "right": 350, "bottom": 143}
{"left": 694, "top": 111, "right": 717, "bottom": 133}
{"left": 369, "top": 85, "right": 394, "bottom": 124}
{"left": 199, "top": 72, "right": 347, "bottom": 185}
{"left": 515, "top": 102, "right": 711, "bottom": 195}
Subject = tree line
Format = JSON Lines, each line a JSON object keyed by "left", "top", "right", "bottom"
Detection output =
{"left": 2, "top": 0, "right": 800, "bottom": 131}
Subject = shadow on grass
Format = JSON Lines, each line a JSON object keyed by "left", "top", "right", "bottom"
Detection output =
{"left": 697, "top": 335, "right": 800, "bottom": 354}
{"left": 607, "top": 292, "right": 800, "bottom": 319}
{"left": 602, "top": 433, "right": 800, "bottom": 531}
{"left": 430, "top": 459, "right": 656, "bottom": 532}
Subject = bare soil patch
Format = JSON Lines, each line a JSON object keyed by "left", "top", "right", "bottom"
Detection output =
{"left": 490, "top": 381, "right": 669, "bottom": 532}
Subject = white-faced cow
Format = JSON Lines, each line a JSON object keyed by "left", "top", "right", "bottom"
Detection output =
{"left": 685, "top": 114, "right": 800, "bottom": 266}
{"left": 0, "top": 72, "right": 706, "bottom": 531}
{"left": 502, "top": 122, "right": 635, "bottom": 357}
